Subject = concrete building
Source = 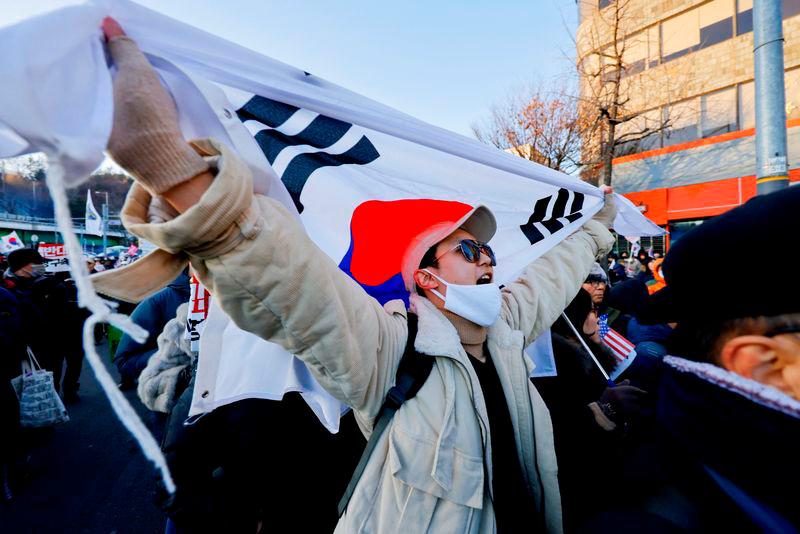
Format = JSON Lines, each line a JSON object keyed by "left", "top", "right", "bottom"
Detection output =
{"left": 577, "top": 0, "right": 800, "bottom": 250}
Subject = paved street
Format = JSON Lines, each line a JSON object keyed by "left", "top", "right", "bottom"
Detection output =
{"left": 1, "top": 343, "right": 164, "bottom": 533}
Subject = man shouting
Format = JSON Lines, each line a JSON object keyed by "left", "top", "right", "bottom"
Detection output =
{"left": 98, "top": 18, "right": 615, "bottom": 534}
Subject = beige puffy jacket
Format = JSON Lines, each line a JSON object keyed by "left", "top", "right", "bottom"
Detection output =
{"left": 118, "top": 139, "right": 614, "bottom": 534}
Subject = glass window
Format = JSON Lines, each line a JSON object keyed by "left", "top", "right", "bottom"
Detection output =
{"left": 785, "top": 68, "right": 800, "bottom": 120}
{"left": 616, "top": 109, "right": 663, "bottom": 155}
{"left": 664, "top": 98, "right": 701, "bottom": 146}
{"left": 600, "top": 44, "right": 620, "bottom": 84}
{"left": 784, "top": 0, "right": 800, "bottom": 19}
{"left": 599, "top": 0, "right": 613, "bottom": 9}
{"left": 698, "top": 0, "right": 734, "bottom": 49}
{"left": 739, "top": 80, "right": 755, "bottom": 129}
{"left": 737, "top": 0, "right": 753, "bottom": 35}
{"left": 701, "top": 87, "right": 737, "bottom": 137}
{"left": 736, "top": 0, "right": 800, "bottom": 33}
{"left": 647, "top": 26, "right": 660, "bottom": 69}
{"left": 623, "top": 31, "right": 648, "bottom": 76}
{"left": 662, "top": 9, "right": 700, "bottom": 62}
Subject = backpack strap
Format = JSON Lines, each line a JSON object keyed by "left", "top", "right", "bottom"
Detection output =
{"left": 337, "top": 313, "right": 433, "bottom": 516}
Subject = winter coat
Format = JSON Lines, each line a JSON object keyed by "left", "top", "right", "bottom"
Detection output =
{"left": 118, "top": 139, "right": 614, "bottom": 533}
{"left": 159, "top": 385, "right": 366, "bottom": 533}
{"left": 0, "top": 286, "right": 25, "bottom": 383}
{"left": 114, "top": 271, "right": 190, "bottom": 383}
{"left": 532, "top": 333, "right": 623, "bottom": 531}
{"left": 1, "top": 272, "right": 82, "bottom": 371}
{"left": 646, "top": 258, "right": 665, "bottom": 295}
{"left": 608, "top": 261, "right": 626, "bottom": 285}
{"left": 647, "top": 356, "right": 800, "bottom": 532}
{"left": 627, "top": 317, "right": 673, "bottom": 346}
{"left": 1, "top": 287, "right": 24, "bottom": 459}
{"left": 137, "top": 303, "right": 193, "bottom": 413}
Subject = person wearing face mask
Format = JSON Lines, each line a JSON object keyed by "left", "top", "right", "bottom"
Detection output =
{"left": 533, "top": 290, "right": 649, "bottom": 532}
{"left": 2, "top": 248, "right": 84, "bottom": 401}
{"left": 92, "top": 19, "right": 618, "bottom": 533}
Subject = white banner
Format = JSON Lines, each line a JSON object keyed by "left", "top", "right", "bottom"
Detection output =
{"left": 37, "top": 243, "right": 66, "bottom": 259}
{"left": 186, "top": 274, "right": 210, "bottom": 353}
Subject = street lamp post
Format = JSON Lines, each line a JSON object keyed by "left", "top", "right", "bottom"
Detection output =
{"left": 754, "top": 0, "right": 790, "bottom": 195}
{"left": 96, "top": 190, "right": 110, "bottom": 253}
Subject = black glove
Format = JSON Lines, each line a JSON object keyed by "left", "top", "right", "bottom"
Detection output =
{"left": 598, "top": 379, "right": 648, "bottom": 423}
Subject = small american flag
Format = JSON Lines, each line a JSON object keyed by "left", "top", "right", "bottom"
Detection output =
{"left": 599, "top": 314, "right": 636, "bottom": 362}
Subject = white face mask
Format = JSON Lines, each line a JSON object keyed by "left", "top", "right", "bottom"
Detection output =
{"left": 422, "top": 270, "right": 502, "bottom": 327}
{"left": 29, "top": 263, "right": 48, "bottom": 278}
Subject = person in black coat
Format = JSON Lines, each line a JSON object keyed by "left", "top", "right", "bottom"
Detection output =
{"left": 590, "top": 186, "right": 800, "bottom": 532}
{"left": 159, "top": 385, "right": 366, "bottom": 533}
{"left": 532, "top": 289, "right": 649, "bottom": 532}
{"left": 1, "top": 286, "right": 25, "bottom": 501}
{"left": 2, "top": 249, "right": 84, "bottom": 401}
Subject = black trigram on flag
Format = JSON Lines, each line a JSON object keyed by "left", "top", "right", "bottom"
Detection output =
{"left": 520, "top": 188, "right": 585, "bottom": 245}
{"left": 236, "top": 96, "right": 380, "bottom": 213}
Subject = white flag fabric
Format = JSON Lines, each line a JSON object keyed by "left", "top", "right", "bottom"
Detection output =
{"left": 85, "top": 190, "right": 103, "bottom": 236}
{"left": 0, "top": 0, "right": 666, "bottom": 432}
{"left": 0, "top": 231, "right": 25, "bottom": 254}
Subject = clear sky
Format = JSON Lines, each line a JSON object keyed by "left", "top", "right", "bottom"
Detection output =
{"left": 1, "top": 0, "right": 579, "bottom": 137}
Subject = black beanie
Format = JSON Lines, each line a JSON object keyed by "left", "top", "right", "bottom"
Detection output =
{"left": 7, "top": 248, "right": 45, "bottom": 273}
{"left": 642, "top": 186, "right": 800, "bottom": 323}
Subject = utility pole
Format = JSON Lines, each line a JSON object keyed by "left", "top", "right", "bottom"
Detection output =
{"left": 754, "top": 0, "right": 790, "bottom": 195}
{"left": 96, "top": 190, "right": 110, "bottom": 253}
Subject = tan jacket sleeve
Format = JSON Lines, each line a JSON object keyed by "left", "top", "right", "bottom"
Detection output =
{"left": 122, "top": 139, "right": 407, "bottom": 422}
{"left": 500, "top": 219, "right": 614, "bottom": 346}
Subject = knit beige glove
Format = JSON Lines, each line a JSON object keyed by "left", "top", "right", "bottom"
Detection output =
{"left": 592, "top": 187, "right": 617, "bottom": 228}
{"left": 106, "top": 36, "right": 209, "bottom": 195}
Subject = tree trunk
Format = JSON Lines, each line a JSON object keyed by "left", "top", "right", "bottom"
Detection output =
{"left": 600, "top": 121, "right": 616, "bottom": 187}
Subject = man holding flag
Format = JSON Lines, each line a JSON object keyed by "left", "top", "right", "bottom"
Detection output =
{"left": 95, "top": 18, "right": 618, "bottom": 533}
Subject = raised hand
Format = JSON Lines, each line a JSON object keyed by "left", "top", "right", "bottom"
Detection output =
{"left": 103, "top": 17, "right": 209, "bottom": 198}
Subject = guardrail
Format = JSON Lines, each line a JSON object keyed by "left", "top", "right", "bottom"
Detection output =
{"left": 0, "top": 212, "right": 128, "bottom": 236}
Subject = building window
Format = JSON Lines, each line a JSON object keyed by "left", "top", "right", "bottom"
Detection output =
{"left": 784, "top": 0, "right": 800, "bottom": 19}
{"left": 701, "top": 86, "right": 737, "bottom": 137}
{"left": 785, "top": 68, "right": 800, "bottom": 120}
{"left": 662, "top": 9, "right": 700, "bottom": 62}
{"left": 737, "top": 0, "right": 753, "bottom": 35}
{"left": 663, "top": 98, "right": 700, "bottom": 146}
{"left": 739, "top": 80, "right": 755, "bottom": 129}
{"left": 738, "top": 0, "right": 800, "bottom": 34}
{"left": 621, "top": 26, "right": 659, "bottom": 77}
{"left": 698, "top": 0, "right": 734, "bottom": 48}
{"left": 669, "top": 220, "right": 705, "bottom": 247}
{"left": 647, "top": 26, "right": 660, "bottom": 69}
{"left": 600, "top": 44, "right": 620, "bottom": 83}
{"left": 599, "top": 0, "right": 613, "bottom": 9}
{"left": 616, "top": 109, "right": 663, "bottom": 155}
{"left": 623, "top": 31, "right": 647, "bottom": 76}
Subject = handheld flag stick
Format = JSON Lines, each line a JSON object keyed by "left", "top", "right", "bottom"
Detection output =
{"left": 561, "top": 312, "right": 616, "bottom": 387}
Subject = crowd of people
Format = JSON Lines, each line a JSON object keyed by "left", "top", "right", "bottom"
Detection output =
{"left": 0, "top": 241, "right": 143, "bottom": 502}
{"left": 2, "top": 16, "right": 798, "bottom": 533}
{"left": 1, "top": 248, "right": 86, "bottom": 501}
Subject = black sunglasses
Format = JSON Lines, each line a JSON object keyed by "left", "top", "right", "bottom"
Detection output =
{"left": 435, "top": 239, "right": 496, "bottom": 266}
